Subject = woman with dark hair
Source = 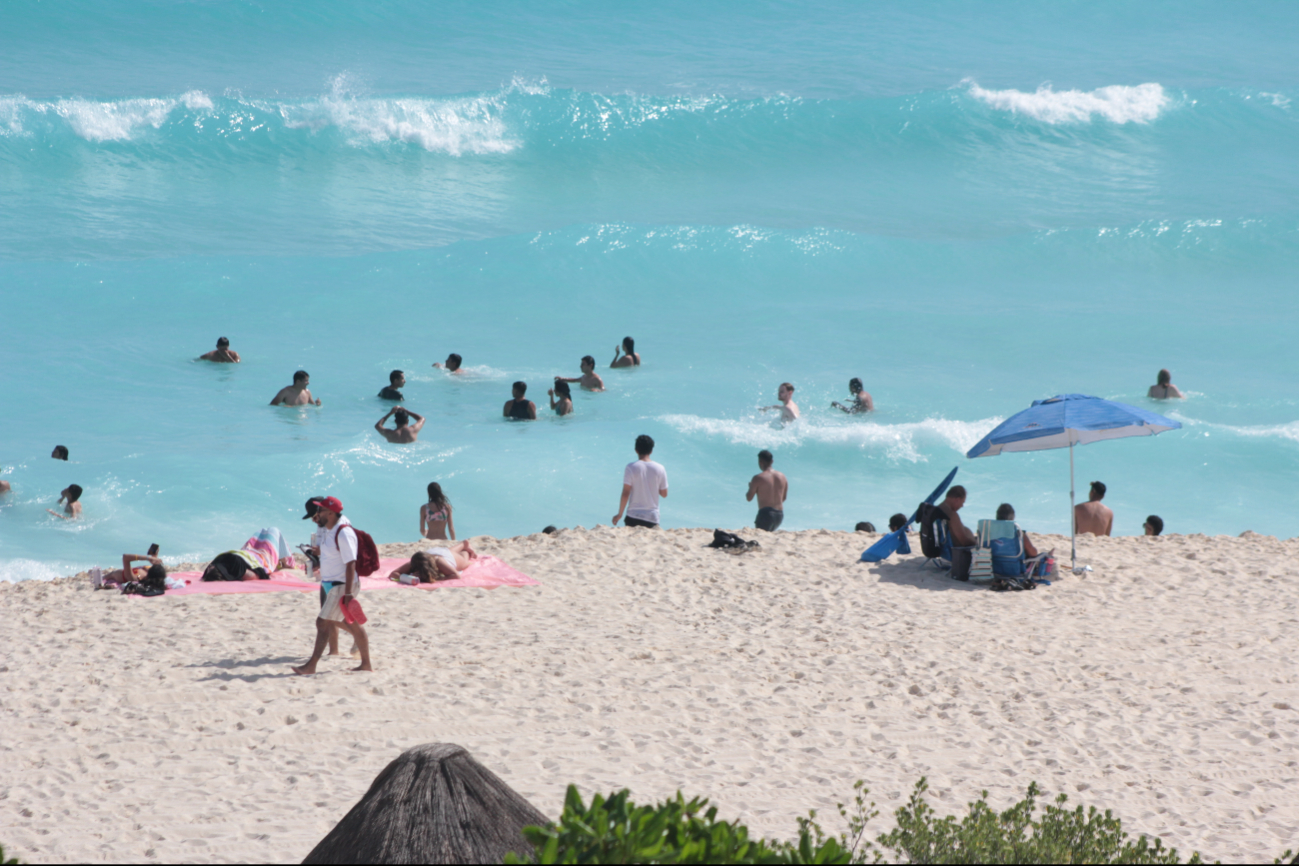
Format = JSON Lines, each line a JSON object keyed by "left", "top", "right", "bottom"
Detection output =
{"left": 420, "top": 482, "right": 455, "bottom": 541}
{"left": 1148, "top": 369, "right": 1185, "bottom": 399}
{"left": 99, "top": 553, "right": 166, "bottom": 588}
{"left": 388, "top": 540, "right": 479, "bottom": 583}
{"left": 548, "top": 379, "right": 574, "bottom": 416}
{"left": 611, "top": 336, "right": 640, "bottom": 367}
{"left": 994, "top": 503, "right": 1039, "bottom": 558}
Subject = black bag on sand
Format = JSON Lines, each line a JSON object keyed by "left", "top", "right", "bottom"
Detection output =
{"left": 709, "top": 530, "right": 759, "bottom": 551}
{"left": 948, "top": 546, "right": 972, "bottom": 581}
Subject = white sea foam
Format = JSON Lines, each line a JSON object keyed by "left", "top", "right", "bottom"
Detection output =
{"left": 662, "top": 414, "right": 1000, "bottom": 462}
{"left": 1175, "top": 416, "right": 1299, "bottom": 445}
{"left": 50, "top": 93, "right": 216, "bottom": 141}
{"left": 278, "top": 75, "right": 518, "bottom": 155}
{"left": 0, "top": 558, "right": 80, "bottom": 582}
{"left": 967, "top": 81, "right": 1168, "bottom": 124}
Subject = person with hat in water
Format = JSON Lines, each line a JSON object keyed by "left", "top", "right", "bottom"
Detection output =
{"left": 293, "top": 496, "right": 372, "bottom": 675}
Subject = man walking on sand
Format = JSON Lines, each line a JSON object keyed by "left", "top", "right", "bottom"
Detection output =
{"left": 292, "top": 496, "right": 372, "bottom": 674}
{"left": 746, "top": 449, "right": 788, "bottom": 531}
{"left": 613, "top": 434, "right": 668, "bottom": 528}
{"left": 1075, "top": 481, "right": 1114, "bottom": 536}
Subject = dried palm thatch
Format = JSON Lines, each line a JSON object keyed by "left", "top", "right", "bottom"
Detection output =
{"left": 302, "top": 742, "right": 549, "bottom": 865}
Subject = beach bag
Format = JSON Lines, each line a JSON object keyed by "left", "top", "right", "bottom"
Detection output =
{"left": 949, "top": 546, "right": 972, "bottom": 581}
{"left": 709, "top": 529, "right": 758, "bottom": 551}
{"left": 917, "top": 502, "right": 944, "bottom": 559}
{"left": 334, "top": 524, "right": 381, "bottom": 577}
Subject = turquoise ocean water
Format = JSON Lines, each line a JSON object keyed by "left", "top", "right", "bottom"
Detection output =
{"left": 2, "top": 1, "right": 1297, "bottom": 579}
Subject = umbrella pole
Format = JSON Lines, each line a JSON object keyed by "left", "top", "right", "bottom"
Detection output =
{"left": 1069, "top": 440, "right": 1078, "bottom": 573}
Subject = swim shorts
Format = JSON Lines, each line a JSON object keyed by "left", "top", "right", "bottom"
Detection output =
{"left": 755, "top": 507, "right": 784, "bottom": 532}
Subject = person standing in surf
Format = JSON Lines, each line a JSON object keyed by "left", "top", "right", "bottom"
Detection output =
{"left": 270, "top": 370, "right": 321, "bottom": 406}
{"left": 832, "top": 378, "right": 874, "bottom": 413}
{"left": 762, "top": 383, "right": 800, "bottom": 424}
{"left": 199, "top": 336, "right": 241, "bottom": 363}
{"left": 746, "top": 449, "right": 788, "bottom": 531}
{"left": 611, "top": 336, "right": 640, "bottom": 368}
{"left": 557, "top": 355, "right": 605, "bottom": 391}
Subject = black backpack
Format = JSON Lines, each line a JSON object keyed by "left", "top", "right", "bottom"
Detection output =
{"left": 917, "top": 502, "right": 945, "bottom": 559}
{"left": 709, "top": 529, "right": 759, "bottom": 551}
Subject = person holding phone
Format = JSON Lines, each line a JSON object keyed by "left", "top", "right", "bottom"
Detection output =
{"left": 293, "top": 497, "right": 372, "bottom": 675}
{"left": 98, "top": 551, "right": 166, "bottom": 587}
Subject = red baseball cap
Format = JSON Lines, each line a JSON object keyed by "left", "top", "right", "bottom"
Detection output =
{"left": 318, "top": 496, "right": 344, "bottom": 514}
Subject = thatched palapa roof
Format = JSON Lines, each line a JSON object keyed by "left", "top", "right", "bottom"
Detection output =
{"left": 302, "top": 742, "right": 550, "bottom": 865}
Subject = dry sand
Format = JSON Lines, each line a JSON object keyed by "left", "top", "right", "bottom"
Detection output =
{"left": 1, "top": 527, "right": 1296, "bottom": 863}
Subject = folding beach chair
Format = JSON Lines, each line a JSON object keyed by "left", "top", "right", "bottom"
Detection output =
{"left": 977, "top": 519, "right": 1050, "bottom": 584}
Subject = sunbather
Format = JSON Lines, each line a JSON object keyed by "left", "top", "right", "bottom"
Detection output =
{"left": 387, "top": 540, "right": 479, "bottom": 582}
{"left": 202, "top": 527, "right": 295, "bottom": 581}
{"left": 100, "top": 553, "right": 166, "bottom": 587}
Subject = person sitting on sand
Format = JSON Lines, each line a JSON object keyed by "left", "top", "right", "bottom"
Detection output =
{"left": 746, "top": 449, "right": 788, "bottom": 532}
{"left": 52, "top": 445, "right": 68, "bottom": 461}
{"left": 762, "top": 383, "right": 800, "bottom": 424}
{"left": 378, "top": 370, "right": 405, "bottom": 401}
{"left": 387, "top": 540, "right": 479, "bottom": 583}
{"left": 1148, "top": 369, "right": 1185, "bottom": 400}
{"left": 832, "top": 378, "right": 874, "bottom": 413}
{"left": 99, "top": 552, "right": 166, "bottom": 588}
{"left": 47, "top": 484, "right": 82, "bottom": 520}
{"left": 995, "top": 503, "right": 1039, "bottom": 558}
{"left": 504, "top": 381, "right": 537, "bottom": 420}
{"left": 888, "top": 513, "right": 908, "bottom": 532}
{"left": 1075, "top": 481, "right": 1114, "bottom": 537}
{"left": 1144, "top": 515, "right": 1164, "bottom": 536}
{"left": 433, "top": 353, "right": 464, "bottom": 373}
{"left": 935, "top": 485, "right": 977, "bottom": 547}
{"left": 855, "top": 521, "right": 875, "bottom": 532}
{"left": 611, "top": 336, "right": 641, "bottom": 368}
{"left": 270, "top": 370, "right": 321, "bottom": 406}
{"left": 557, "top": 356, "right": 605, "bottom": 392}
{"left": 375, "top": 406, "right": 425, "bottom": 443}
{"left": 548, "top": 379, "right": 574, "bottom": 416}
{"left": 198, "top": 336, "right": 241, "bottom": 363}
{"left": 420, "top": 482, "right": 455, "bottom": 541}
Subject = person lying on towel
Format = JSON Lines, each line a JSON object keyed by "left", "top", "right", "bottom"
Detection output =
{"left": 101, "top": 553, "right": 166, "bottom": 587}
{"left": 388, "top": 540, "right": 480, "bottom": 583}
{"left": 202, "top": 527, "right": 296, "bottom": 581}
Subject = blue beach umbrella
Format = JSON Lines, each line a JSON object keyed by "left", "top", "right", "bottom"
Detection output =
{"left": 966, "top": 394, "right": 1181, "bottom": 573}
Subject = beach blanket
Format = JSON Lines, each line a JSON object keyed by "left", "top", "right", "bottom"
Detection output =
{"left": 361, "top": 556, "right": 540, "bottom": 590}
{"left": 160, "top": 554, "right": 538, "bottom": 595}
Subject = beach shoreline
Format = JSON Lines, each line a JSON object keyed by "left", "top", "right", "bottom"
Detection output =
{"left": 2, "top": 527, "right": 1296, "bottom": 863}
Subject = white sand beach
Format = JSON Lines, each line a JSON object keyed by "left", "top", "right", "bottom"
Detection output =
{"left": 1, "top": 528, "right": 1296, "bottom": 863}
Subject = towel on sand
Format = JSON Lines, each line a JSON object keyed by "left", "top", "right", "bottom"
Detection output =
{"left": 162, "top": 554, "right": 538, "bottom": 595}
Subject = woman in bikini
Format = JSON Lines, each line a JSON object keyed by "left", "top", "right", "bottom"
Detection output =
{"left": 548, "top": 379, "right": 574, "bottom": 416}
{"left": 610, "top": 336, "right": 641, "bottom": 368}
{"left": 1147, "top": 368, "right": 1185, "bottom": 399}
{"left": 419, "top": 482, "right": 455, "bottom": 541}
{"left": 388, "top": 540, "right": 479, "bottom": 582}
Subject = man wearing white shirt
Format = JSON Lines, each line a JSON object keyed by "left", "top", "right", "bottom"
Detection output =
{"left": 293, "top": 496, "right": 372, "bottom": 674}
{"left": 613, "top": 435, "right": 669, "bottom": 528}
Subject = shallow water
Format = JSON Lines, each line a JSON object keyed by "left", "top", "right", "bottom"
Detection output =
{"left": 2, "top": 2, "right": 1297, "bottom": 578}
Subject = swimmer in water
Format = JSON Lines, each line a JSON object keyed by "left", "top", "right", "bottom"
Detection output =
{"left": 762, "top": 382, "right": 800, "bottom": 423}
{"left": 611, "top": 336, "right": 641, "bottom": 368}
{"left": 832, "top": 378, "right": 874, "bottom": 413}
{"left": 270, "top": 371, "right": 321, "bottom": 406}
{"left": 433, "top": 353, "right": 464, "bottom": 374}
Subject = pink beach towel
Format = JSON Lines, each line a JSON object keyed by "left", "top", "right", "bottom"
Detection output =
{"left": 361, "top": 555, "right": 539, "bottom": 590}
{"left": 161, "top": 569, "right": 317, "bottom": 595}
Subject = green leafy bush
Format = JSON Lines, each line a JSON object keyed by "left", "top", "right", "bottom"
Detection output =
{"left": 503, "top": 784, "right": 852, "bottom": 864}
{"left": 507, "top": 777, "right": 1274, "bottom": 864}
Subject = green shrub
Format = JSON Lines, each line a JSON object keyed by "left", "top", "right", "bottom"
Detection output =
{"left": 503, "top": 784, "right": 852, "bottom": 864}
{"left": 1, "top": 844, "right": 19, "bottom": 865}
{"left": 507, "top": 777, "right": 1272, "bottom": 864}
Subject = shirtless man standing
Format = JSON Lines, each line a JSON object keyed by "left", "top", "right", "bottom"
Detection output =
{"left": 48, "top": 485, "right": 83, "bottom": 520}
{"left": 763, "top": 383, "right": 800, "bottom": 423}
{"left": 1074, "top": 481, "right": 1114, "bottom": 536}
{"left": 199, "top": 337, "right": 241, "bottom": 363}
{"left": 375, "top": 407, "right": 425, "bottom": 443}
{"left": 557, "top": 356, "right": 604, "bottom": 392}
{"left": 746, "top": 449, "right": 788, "bottom": 531}
{"left": 270, "top": 371, "right": 321, "bottom": 406}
